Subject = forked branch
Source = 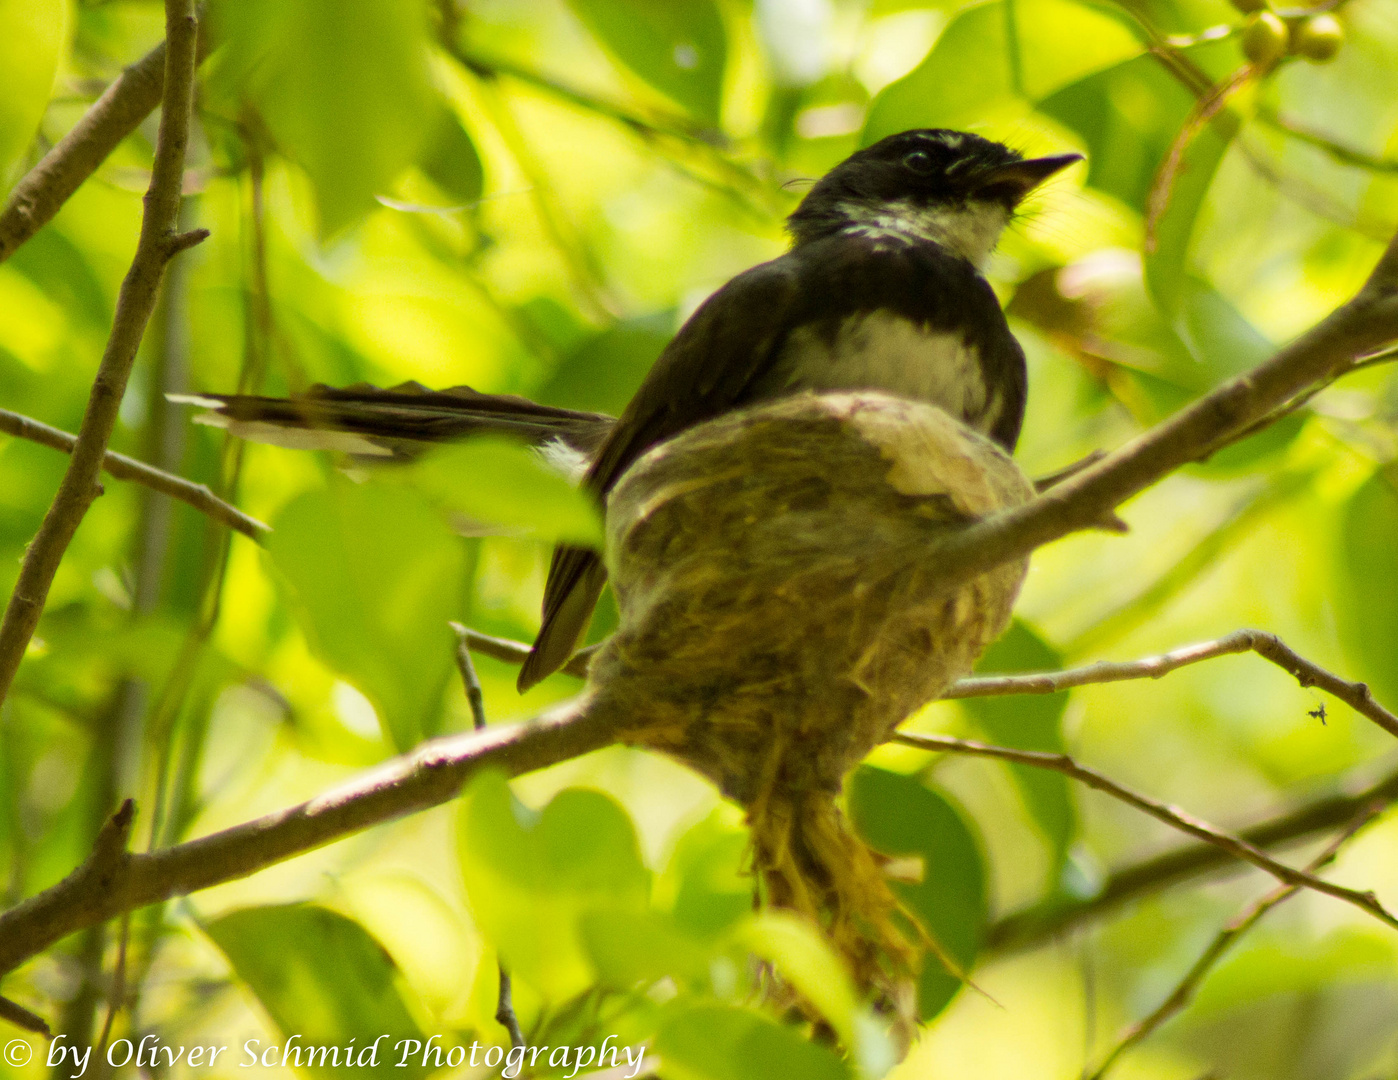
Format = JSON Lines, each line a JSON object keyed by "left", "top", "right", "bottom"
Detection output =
{"left": 0, "top": 0, "right": 204, "bottom": 704}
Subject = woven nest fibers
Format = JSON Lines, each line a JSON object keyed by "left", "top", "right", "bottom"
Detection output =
{"left": 584, "top": 391, "right": 1033, "bottom": 1021}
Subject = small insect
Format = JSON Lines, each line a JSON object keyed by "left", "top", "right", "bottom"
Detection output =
{"left": 1308, "top": 702, "right": 1327, "bottom": 724}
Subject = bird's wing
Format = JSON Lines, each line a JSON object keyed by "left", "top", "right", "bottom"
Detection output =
{"left": 519, "top": 256, "right": 806, "bottom": 690}
{"left": 172, "top": 382, "right": 616, "bottom": 459}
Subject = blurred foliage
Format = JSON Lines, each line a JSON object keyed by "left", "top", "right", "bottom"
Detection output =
{"left": 2, "top": 0, "right": 1398, "bottom": 1077}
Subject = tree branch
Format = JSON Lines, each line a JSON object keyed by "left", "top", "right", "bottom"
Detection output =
{"left": 2, "top": 212, "right": 1396, "bottom": 989}
{"left": 0, "top": 0, "right": 204, "bottom": 705}
{"left": 918, "top": 229, "right": 1398, "bottom": 600}
{"left": 988, "top": 766, "right": 1398, "bottom": 953}
{"left": 945, "top": 628, "right": 1398, "bottom": 742}
{"left": 459, "top": 625, "right": 1398, "bottom": 745}
{"left": 892, "top": 731, "right": 1398, "bottom": 933}
{"left": 1086, "top": 801, "right": 1383, "bottom": 1080}
{"left": 0, "top": 696, "right": 618, "bottom": 975}
{"left": 0, "top": 11, "right": 212, "bottom": 264}
{"left": 0, "top": 407, "right": 269, "bottom": 541}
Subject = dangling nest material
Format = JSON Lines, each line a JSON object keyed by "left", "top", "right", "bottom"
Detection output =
{"left": 585, "top": 392, "right": 1033, "bottom": 1019}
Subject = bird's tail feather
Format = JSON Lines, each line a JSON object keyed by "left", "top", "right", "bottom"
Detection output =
{"left": 170, "top": 382, "right": 616, "bottom": 461}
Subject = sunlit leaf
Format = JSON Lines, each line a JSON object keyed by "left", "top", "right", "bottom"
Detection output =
{"left": 655, "top": 1004, "right": 851, "bottom": 1080}
{"left": 204, "top": 904, "right": 428, "bottom": 1080}
{"left": 566, "top": 0, "right": 727, "bottom": 124}
{"left": 1144, "top": 122, "right": 1236, "bottom": 321}
{"left": 862, "top": 0, "right": 1140, "bottom": 141}
{"left": 668, "top": 814, "right": 751, "bottom": 937}
{"left": 848, "top": 766, "right": 986, "bottom": 1020}
{"left": 733, "top": 912, "right": 895, "bottom": 1077}
{"left": 457, "top": 773, "right": 651, "bottom": 999}
{"left": 0, "top": 0, "right": 66, "bottom": 184}
{"left": 267, "top": 477, "right": 466, "bottom": 751}
{"left": 417, "top": 103, "right": 484, "bottom": 205}
{"left": 406, "top": 437, "right": 604, "bottom": 547}
{"left": 580, "top": 907, "right": 714, "bottom": 988}
{"left": 210, "top": 0, "right": 434, "bottom": 236}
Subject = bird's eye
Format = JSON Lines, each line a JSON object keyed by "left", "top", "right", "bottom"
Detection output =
{"left": 902, "top": 150, "right": 935, "bottom": 174}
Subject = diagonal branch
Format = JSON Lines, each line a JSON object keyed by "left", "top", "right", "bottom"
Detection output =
{"left": 0, "top": 10, "right": 212, "bottom": 264}
{"left": 892, "top": 731, "right": 1398, "bottom": 933}
{"left": 1086, "top": 801, "right": 1384, "bottom": 1080}
{"left": 459, "top": 625, "right": 1398, "bottom": 744}
{"left": 0, "top": 0, "right": 205, "bottom": 705}
{"left": 919, "top": 228, "right": 1398, "bottom": 602}
{"left": 0, "top": 695, "right": 617, "bottom": 975}
{"left": 0, "top": 407, "right": 269, "bottom": 541}
{"left": 987, "top": 763, "right": 1398, "bottom": 953}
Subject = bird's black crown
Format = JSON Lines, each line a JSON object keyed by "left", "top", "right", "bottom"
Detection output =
{"left": 787, "top": 129, "right": 1080, "bottom": 247}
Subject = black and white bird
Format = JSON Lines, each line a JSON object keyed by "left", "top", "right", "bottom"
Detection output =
{"left": 182, "top": 129, "right": 1081, "bottom": 690}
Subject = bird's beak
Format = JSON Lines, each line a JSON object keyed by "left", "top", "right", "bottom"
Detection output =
{"left": 974, "top": 152, "right": 1083, "bottom": 202}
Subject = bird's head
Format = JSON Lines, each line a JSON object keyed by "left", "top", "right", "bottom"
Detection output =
{"left": 787, "top": 129, "right": 1082, "bottom": 268}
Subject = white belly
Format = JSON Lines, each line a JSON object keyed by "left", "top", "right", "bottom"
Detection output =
{"left": 769, "top": 310, "right": 996, "bottom": 430}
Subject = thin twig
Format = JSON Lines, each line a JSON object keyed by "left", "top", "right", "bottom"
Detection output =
{"left": 453, "top": 625, "right": 595, "bottom": 679}
{"left": 1087, "top": 802, "right": 1385, "bottom": 1079}
{"left": 0, "top": 0, "right": 204, "bottom": 705}
{"left": 0, "top": 9, "right": 212, "bottom": 263}
{"left": 0, "top": 408, "right": 268, "bottom": 540}
{"left": 450, "top": 623, "right": 527, "bottom": 1051}
{"left": 0, "top": 696, "right": 619, "bottom": 975}
{"left": 0, "top": 995, "right": 50, "bottom": 1037}
{"left": 93, "top": 912, "right": 131, "bottom": 1075}
{"left": 455, "top": 626, "right": 1398, "bottom": 746}
{"left": 1145, "top": 64, "right": 1253, "bottom": 253}
{"left": 946, "top": 628, "right": 1398, "bottom": 742}
{"left": 988, "top": 763, "right": 1398, "bottom": 953}
{"left": 893, "top": 731, "right": 1398, "bottom": 933}
{"left": 1257, "top": 107, "right": 1398, "bottom": 176}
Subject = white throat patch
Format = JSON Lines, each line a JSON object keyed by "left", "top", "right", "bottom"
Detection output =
{"left": 837, "top": 199, "right": 1010, "bottom": 270}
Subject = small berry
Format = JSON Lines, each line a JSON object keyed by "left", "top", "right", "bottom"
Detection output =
{"left": 1292, "top": 13, "right": 1344, "bottom": 62}
{"left": 1241, "top": 10, "right": 1289, "bottom": 67}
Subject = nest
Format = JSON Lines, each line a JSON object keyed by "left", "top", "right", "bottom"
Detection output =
{"left": 585, "top": 392, "right": 1033, "bottom": 1022}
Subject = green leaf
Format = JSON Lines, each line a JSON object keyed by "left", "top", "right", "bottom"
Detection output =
{"left": 1336, "top": 471, "right": 1398, "bottom": 709}
{"left": 457, "top": 774, "right": 651, "bottom": 999}
{"left": 566, "top": 0, "right": 727, "bottom": 124}
{"left": 655, "top": 1004, "right": 851, "bottom": 1080}
{"left": 210, "top": 0, "right": 434, "bottom": 236}
{"left": 848, "top": 767, "right": 986, "bottom": 1021}
{"left": 732, "top": 913, "right": 895, "bottom": 1077}
{"left": 1039, "top": 52, "right": 1194, "bottom": 212}
{"left": 417, "top": 103, "right": 484, "bottom": 205}
{"left": 580, "top": 907, "right": 715, "bottom": 988}
{"left": 204, "top": 904, "right": 427, "bottom": 1080}
{"left": 0, "top": 0, "right": 66, "bottom": 184}
{"left": 537, "top": 311, "right": 674, "bottom": 417}
{"left": 1143, "top": 122, "right": 1236, "bottom": 321}
{"left": 962, "top": 621, "right": 1075, "bottom": 878}
{"left": 862, "top": 0, "right": 1140, "bottom": 141}
{"left": 668, "top": 815, "right": 751, "bottom": 937}
{"left": 405, "top": 437, "right": 604, "bottom": 548}
{"left": 267, "top": 477, "right": 466, "bottom": 751}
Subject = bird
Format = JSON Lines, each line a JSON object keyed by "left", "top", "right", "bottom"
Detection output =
{"left": 181, "top": 129, "right": 1081, "bottom": 690}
